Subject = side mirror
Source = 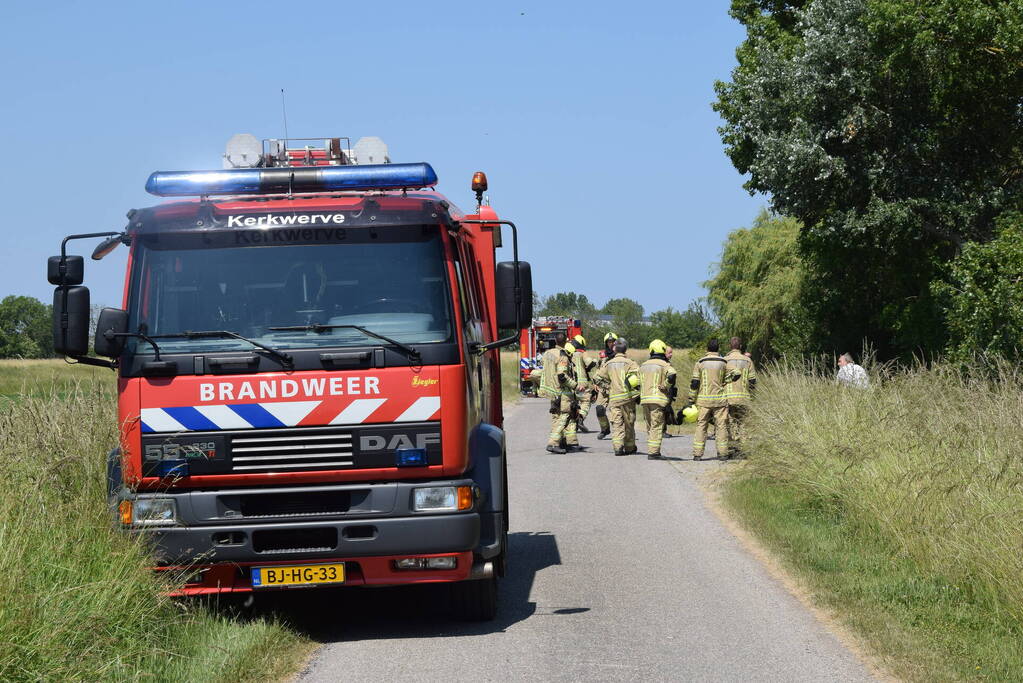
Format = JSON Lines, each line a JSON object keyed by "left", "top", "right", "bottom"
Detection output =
{"left": 47, "top": 255, "right": 84, "bottom": 286}
{"left": 52, "top": 286, "right": 90, "bottom": 356}
{"left": 94, "top": 308, "right": 129, "bottom": 358}
{"left": 496, "top": 261, "right": 533, "bottom": 330}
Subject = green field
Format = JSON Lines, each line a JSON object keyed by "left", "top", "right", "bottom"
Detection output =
{"left": 0, "top": 361, "right": 308, "bottom": 681}
{"left": 725, "top": 361, "right": 1023, "bottom": 681}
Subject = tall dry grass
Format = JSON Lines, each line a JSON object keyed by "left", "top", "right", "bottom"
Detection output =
{"left": 0, "top": 375, "right": 304, "bottom": 681}
{"left": 745, "top": 358, "right": 1023, "bottom": 626}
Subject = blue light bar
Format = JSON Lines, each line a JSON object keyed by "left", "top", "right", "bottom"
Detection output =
{"left": 145, "top": 162, "right": 438, "bottom": 197}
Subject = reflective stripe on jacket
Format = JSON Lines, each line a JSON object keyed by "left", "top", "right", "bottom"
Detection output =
{"left": 724, "top": 350, "right": 756, "bottom": 405}
{"left": 639, "top": 356, "right": 676, "bottom": 406}
{"left": 538, "top": 347, "right": 576, "bottom": 398}
{"left": 689, "top": 353, "right": 728, "bottom": 407}
{"left": 593, "top": 353, "right": 639, "bottom": 405}
{"left": 572, "top": 351, "right": 592, "bottom": 397}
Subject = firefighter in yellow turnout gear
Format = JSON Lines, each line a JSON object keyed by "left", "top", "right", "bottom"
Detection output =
{"left": 639, "top": 339, "right": 677, "bottom": 459}
{"left": 724, "top": 337, "right": 756, "bottom": 458}
{"left": 539, "top": 331, "right": 579, "bottom": 454}
{"left": 568, "top": 335, "right": 596, "bottom": 433}
{"left": 687, "top": 338, "right": 730, "bottom": 460}
{"left": 592, "top": 332, "right": 617, "bottom": 439}
{"left": 592, "top": 338, "right": 640, "bottom": 455}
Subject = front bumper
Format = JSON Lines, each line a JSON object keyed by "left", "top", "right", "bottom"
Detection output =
{"left": 118, "top": 479, "right": 487, "bottom": 581}
{"left": 159, "top": 551, "right": 476, "bottom": 595}
{"left": 144, "top": 511, "right": 480, "bottom": 565}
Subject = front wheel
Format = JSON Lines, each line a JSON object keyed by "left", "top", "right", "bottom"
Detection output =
{"left": 450, "top": 574, "right": 498, "bottom": 621}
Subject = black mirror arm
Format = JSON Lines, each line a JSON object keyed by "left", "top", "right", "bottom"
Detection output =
{"left": 64, "top": 356, "right": 116, "bottom": 369}
{"left": 54, "top": 232, "right": 125, "bottom": 355}
{"left": 457, "top": 219, "right": 525, "bottom": 350}
{"left": 107, "top": 331, "right": 164, "bottom": 361}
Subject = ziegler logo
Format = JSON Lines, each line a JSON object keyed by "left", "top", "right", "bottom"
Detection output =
{"left": 411, "top": 376, "right": 438, "bottom": 388}
{"left": 144, "top": 442, "right": 217, "bottom": 460}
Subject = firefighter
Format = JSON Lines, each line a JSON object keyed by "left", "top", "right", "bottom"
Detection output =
{"left": 592, "top": 338, "right": 640, "bottom": 455}
{"left": 569, "top": 335, "right": 595, "bottom": 433}
{"left": 539, "top": 331, "right": 578, "bottom": 454}
{"left": 639, "top": 339, "right": 677, "bottom": 459}
{"left": 662, "top": 345, "right": 676, "bottom": 440}
{"left": 724, "top": 337, "right": 756, "bottom": 458}
{"left": 562, "top": 341, "right": 583, "bottom": 450}
{"left": 592, "top": 331, "right": 617, "bottom": 439}
{"left": 687, "top": 338, "right": 730, "bottom": 461}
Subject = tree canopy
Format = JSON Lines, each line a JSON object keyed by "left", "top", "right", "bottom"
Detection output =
{"left": 0, "top": 295, "right": 53, "bottom": 359}
{"left": 705, "top": 211, "right": 809, "bottom": 357}
{"left": 714, "top": 0, "right": 1023, "bottom": 358}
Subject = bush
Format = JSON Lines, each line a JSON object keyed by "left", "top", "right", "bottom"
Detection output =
{"left": 936, "top": 212, "right": 1023, "bottom": 361}
{"left": 0, "top": 376, "right": 303, "bottom": 680}
{"left": 744, "top": 359, "right": 1023, "bottom": 628}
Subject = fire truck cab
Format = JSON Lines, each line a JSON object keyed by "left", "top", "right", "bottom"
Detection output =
{"left": 47, "top": 135, "right": 532, "bottom": 620}
{"left": 518, "top": 316, "right": 582, "bottom": 395}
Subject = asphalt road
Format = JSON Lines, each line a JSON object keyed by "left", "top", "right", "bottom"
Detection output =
{"left": 292, "top": 398, "right": 873, "bottom": 682}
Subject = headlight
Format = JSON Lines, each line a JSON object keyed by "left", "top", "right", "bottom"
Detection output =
{"left": 412, "top": 486, "right": 473, "bottom": 512}
{"left": 131, "top": 498, "right": 177, "bottom": 526}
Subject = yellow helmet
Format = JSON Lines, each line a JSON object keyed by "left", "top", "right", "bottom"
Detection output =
{"left": 573, "top": 334, "right": 586, "bottom": 348}
{"left": 603, "top": 332, "right": 617, "bottom": 343}
{"left": 682, "top": 405, "right": 699, "bottom": 423}
{"left": 564, "top": 341, "right": 576, "bottom": 353}
{"left": 626, "top": 373, "right": 641, "bottom": 390}
{"left": 649, "top": 339, "right": 667, "bottom": 355}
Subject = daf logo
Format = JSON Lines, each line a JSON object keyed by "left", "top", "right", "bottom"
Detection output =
{"left": 360, "top": 433, "right": 440, "bottom": 452}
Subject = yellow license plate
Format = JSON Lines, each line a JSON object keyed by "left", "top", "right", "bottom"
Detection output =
{"left": 251, "top": 562, "right": 345, "bottom": 588}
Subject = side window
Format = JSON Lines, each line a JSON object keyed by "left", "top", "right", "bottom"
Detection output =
{"left": 456, "top": 241, "right": 481, "bottom": 321}
{"left": 452, "top": 254, "right": 474, "bottom": 324}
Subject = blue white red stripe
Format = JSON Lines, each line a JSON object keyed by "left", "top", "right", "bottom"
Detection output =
{"left": 139, "top": 397, "right": 440, "bottom": 433}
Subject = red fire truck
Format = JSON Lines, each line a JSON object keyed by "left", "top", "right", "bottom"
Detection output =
{"left": 47, "top": 135, "right": 532, "bottom": 619}
{"left": 518, "top": 316, "right": 582, "bottom": 394}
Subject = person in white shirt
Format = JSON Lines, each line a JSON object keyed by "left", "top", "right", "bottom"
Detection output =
{"left": 836, "top": 353, "right": 869, "bottom": 388}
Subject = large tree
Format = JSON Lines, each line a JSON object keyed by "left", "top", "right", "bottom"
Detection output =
{"left": 649, "top": 302, "right": 717, "bottom": 350}
{"left": 706, "top": 211, "right": 810, "bottom": 357}
{"left": 538, "top": 291, "right": 598, "bottom": 324}
{"left": 602, "top": 297, "right": 650, "bottom": 347}
{"left": 0, "top": 295, "right": 53, "bottom": 359}
{"left": 715, "top": 0, "right": 1023, "bottom": 357}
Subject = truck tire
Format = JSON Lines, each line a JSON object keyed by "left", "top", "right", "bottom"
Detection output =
{"left": 450, "top": 574, "right": 498, "bottom": 621}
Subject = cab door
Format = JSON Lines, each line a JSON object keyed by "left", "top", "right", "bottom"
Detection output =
{"left": 453, "top": 240, "right": 485, "bottom": 426}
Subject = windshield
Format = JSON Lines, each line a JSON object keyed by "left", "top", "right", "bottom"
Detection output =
{"left": 128, "top": 226, "right": 453, "bottom": 354}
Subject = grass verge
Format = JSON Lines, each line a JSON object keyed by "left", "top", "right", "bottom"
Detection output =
{"left": 0, "top": 375, "right": 308, "bottom": 681}
{"left": 722, "top": 360, "right": 1023, "bottom": 681}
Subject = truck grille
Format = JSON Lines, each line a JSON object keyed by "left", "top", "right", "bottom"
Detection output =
{"left": 230, "top": 426, "right": 353, "bottom": 473}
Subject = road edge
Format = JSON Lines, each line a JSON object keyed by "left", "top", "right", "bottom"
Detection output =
{"left": 676, "top": 462, "right": 896, "bottom": 683}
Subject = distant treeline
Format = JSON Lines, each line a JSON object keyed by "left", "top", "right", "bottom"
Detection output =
{"left": 534, "top": 291, "right": 716, "bottom": 351}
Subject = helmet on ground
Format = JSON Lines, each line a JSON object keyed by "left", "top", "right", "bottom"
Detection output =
{"left": 573, "top": 334, "right": 586, "bottom": 348}
{"left": 564, "top": 341, "right": 576, "bottom": 353}
{"left": 681, "top": 405, "right": 698, "bottom": 423}
{"left": 649, "top": 339, "right": 667, "bottom": 355}
{"left": 603, "top": 332, "right": 617, "bottom": 344}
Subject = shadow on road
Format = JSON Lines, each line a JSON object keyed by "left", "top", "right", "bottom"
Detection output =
{"left": 250, "top": 530, "right": 567, "bottom": 641}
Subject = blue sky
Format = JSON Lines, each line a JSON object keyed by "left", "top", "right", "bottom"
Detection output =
{"left": 0, "top": 1, "right": 763, "bottom": 315}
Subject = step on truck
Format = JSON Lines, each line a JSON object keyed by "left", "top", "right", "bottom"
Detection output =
{"left": 46, "top": 134, "right": 532, "bottom": 620}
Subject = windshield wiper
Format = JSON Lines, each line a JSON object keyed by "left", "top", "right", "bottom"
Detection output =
{"left": 268, "top": 324, "right": 421, "bottom": 361}
{"left": 151, "top": 330, "right": 293, "bottom": 368}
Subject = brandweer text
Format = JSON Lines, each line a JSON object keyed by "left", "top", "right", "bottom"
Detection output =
{"left": 199, "top": 376, "right": 380, "bottom": 402}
